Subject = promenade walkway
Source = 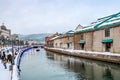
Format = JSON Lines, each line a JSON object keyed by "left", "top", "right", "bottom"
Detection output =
{"left": 0, "top": 47, "right": 13, "bottom": 80}
{"left": 0, "top": 60, "right": 11, "bottom": 80}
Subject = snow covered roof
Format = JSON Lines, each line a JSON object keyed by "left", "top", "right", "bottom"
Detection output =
{"left": 65, "top": 30, "right": 74, "bottom": 34}
{"left": 50, "top": 30, "right": 74, "bottom": 40}
{"left": 75, "top": 12, "right": 120, "bottom": 33}
{"left": 50, "top": 35, "right": 60, "bottom": 40}
{"left": 49, "top": 33, "right": 63, "bottom": 40}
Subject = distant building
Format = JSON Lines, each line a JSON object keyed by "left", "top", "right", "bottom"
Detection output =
{"left": 45, "top": 32, "right": 58, "bottom": 47}
{"left": 0, "top": 23, "right": 11, "bottom": 46}
{"left": 27, "top": 40, "right": 40, "bottom": 45}
{"left": 53, "top": 30, "right": 74, "bottom": 49}
{"left": 0, "top": 23, "right": 11, "bottom": 38}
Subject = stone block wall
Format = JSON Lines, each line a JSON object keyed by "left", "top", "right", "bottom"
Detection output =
{"left": 93, "top": 30, "right": 103, "bottom": 52}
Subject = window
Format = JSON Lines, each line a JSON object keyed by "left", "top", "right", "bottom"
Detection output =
{"left": 81, "top": 34, "right": 84, "bottom": 40}
{"left": 105, "top": 28, "right": 110, "bottom": 37}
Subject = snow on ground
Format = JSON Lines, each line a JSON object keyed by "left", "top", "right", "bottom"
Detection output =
{"left": 51, "top": 48, "right": 120, "bottom": 57}
{"left": 0, "top": 47, "right": 13, "bottom": 80}
{"left": 0, "top": 60, "right": 11, "bottom": 80}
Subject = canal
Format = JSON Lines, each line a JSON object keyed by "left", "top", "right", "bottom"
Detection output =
{"left": 20, "top": 48, "right": 120, "bottom": 80}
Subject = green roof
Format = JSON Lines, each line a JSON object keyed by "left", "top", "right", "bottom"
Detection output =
{"left": 102, "top": 39, "right": 113, "bottom": 43}
{"left": 75, "top": 12, "right": 120, "bottom": 34}
{"left": 66, "top": 30, "right": 74, "bottom": 34}
{"left": 94, "top": 12, "right": 120, "bottom": 29}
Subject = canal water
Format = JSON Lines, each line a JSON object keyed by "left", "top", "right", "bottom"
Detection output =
{"left": 21, "top": 49, "right": 120, "bottom": 80}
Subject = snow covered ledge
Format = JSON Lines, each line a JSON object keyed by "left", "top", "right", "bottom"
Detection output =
{"left": 11, "top": 47, "right": 33, "bottom": 80}
{"left": 11, "top": 51, "right": 21, "bottom": 80}
{"left": 45, "top": 47, "right": 120, "bottom": 64}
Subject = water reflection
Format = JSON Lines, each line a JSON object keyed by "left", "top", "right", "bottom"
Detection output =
{"left": 103, "top": 66, "right": 113, "bottom": 80}
{"left": 46, "top": 51, "right": 120, "bottom": 80}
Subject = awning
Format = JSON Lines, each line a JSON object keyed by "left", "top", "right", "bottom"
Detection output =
{"left": 102, "top": 39, "right": 113, "bottom": 43}
{"left": 78, "top": 40, "right": 85, "bottom": 44}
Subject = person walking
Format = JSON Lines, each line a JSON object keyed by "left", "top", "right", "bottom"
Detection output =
{"left": 0, "top": 53, "right": 1, "bottom": 59}
{"left": 3, "top": 57, "right": 8, "bottom": 69}
{"left": 0, "top": 51, "right": 2, "bottom": 59}
{"left": 2, "top": 51, "right": 6, "bottom": 58}
{"left": 7, "top": 54, "right": 12, "bottom": 64}
{"left": 1, "top": 51, "right": 6, "bottom": 62}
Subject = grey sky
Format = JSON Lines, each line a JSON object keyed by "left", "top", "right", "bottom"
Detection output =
{"left": 0, "top": 0, "right": 120, "bottom": 34}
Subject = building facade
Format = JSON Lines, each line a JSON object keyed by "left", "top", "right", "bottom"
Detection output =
{"left": 93, "top": 26, "right": 120, "bottom": 53}
{"left": 0, "top": 23, "right": 11, "bottom": 46}
{"left": 0, "top": 23, "right": 11, "bottom": 38}
{"left": 53, "top": 30, "right": 74, "bottom": 49}
{"left": 46, "top": 12, "right": 120, "bottom": 53}
{"left": 45, "top": 32, "right": 58, "bottom": 47}
{"left": 74, "top": 12, "right": 120, "bottom": 53}
{"left": 74, "top": 25, "right": 93, "bottom": 51}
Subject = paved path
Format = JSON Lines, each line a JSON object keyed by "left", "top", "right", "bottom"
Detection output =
{"left": 0, "top": 60, "right": 11, "bottom": 80}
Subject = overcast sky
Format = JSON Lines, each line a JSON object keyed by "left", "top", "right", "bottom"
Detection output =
{"left": 0, "top": 0, "right": 120, "bottom": 34}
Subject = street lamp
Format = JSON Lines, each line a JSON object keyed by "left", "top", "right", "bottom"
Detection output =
{"left": 11, "top": 36, "right": 15, "bottom": 65}
{"left": 6, "top": 37, "right": 9, "bottom": 47}
{"left": 16, "top": 37, "right": 19, "bottom": 51}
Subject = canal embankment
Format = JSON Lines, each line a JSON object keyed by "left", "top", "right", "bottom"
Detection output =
{"left": 11, "top": 46, "right": 34, "bottom": 80}
{"left": 45, "top": 47, "right": 120, "bottom": 64}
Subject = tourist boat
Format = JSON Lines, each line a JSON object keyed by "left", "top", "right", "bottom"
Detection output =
{"left": 36, "top": 49, "right": 40, "bottom": 51}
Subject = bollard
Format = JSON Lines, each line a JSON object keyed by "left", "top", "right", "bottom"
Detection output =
{"left": 9, "top": 65, "right": 13, "bottom": 71}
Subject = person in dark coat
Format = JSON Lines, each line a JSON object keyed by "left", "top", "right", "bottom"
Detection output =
{"left": 0, "top": 54, "right": 1, "bottom": 59}
{"left": 2, "top": 51, "right": 6, "bottom": 58}
{"left": 7, "top": 54, "right": 12, "bottom": 64}
{"left": 0, "top": 51, "right": 1, "bottom": 59}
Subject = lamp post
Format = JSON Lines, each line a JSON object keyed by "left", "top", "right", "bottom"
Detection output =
{"left": 11, "top": 37, "right": 14, "bottom": 65}
{"left": 16, "top": 37, "right": 19, "bottom": 51}
{"left": 6, "top": 37, "right": 9, "bottom": 47}
{"left": 0, "top": 36, "right": 2, "bottom": 47}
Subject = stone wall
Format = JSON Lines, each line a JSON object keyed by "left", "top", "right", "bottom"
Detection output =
{"left": 54, "top": 36, "right": 74, "bottom": 49}
{"left": 112, "top": 26, "right": 120, "bottom": 53}
{"left": 74, "top": 33, "right": 81, "bottom": 50}
{"left": 92, "top": 26, "right": 120, "bottom": 53}
{"left": 85, "top": 32, "right": 93, "bottom": 51}
{"left": 54, "top": 38, "right": 62, "bottom": 48}
{"left": 74, "top": 32, "right": 93, "bottom": 51}
{"left": 45, "top": 47, "right": 120, "bottom": 64}
{"left": 93, "top": 30, "right": 103, "bottom": 52}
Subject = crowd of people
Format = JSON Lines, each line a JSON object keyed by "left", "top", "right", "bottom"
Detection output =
{"left": 0, "top": 47, "right": 18, "bottom": 69}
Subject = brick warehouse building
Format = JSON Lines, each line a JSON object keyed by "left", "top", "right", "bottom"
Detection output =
{"left": 51, "top": 30, "right": 74, "bottom": 49}
{"left": 46, "top": 12, "right": 120, "bottom": 53}
{"left": 45, "top": 32, "right": 58, "bottom": 47}
{"left": 74, "top": 12, "right": 120, "bottom": 53}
